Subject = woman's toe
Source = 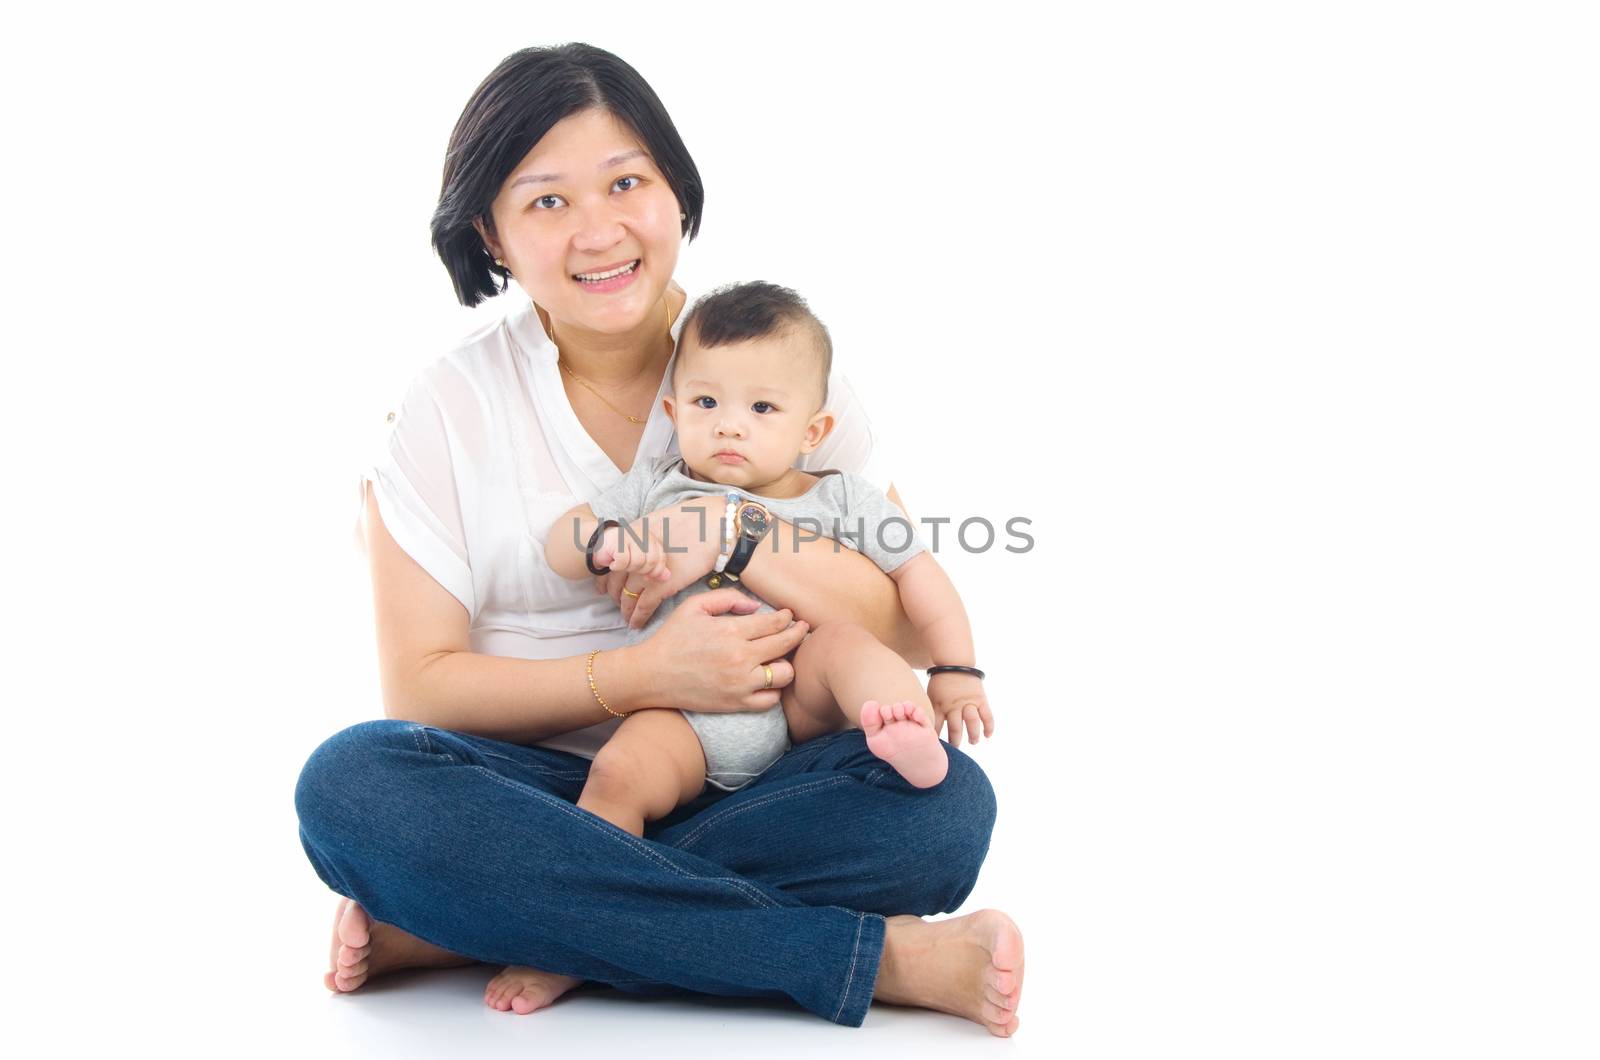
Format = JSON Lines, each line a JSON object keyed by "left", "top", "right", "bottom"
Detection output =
{"left": 984, "top": 984, "right": 1014, "bottom": 1010}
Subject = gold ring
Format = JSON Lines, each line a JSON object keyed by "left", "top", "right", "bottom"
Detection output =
{"left": 621, "top": 587, "right": 640, "bottom": 598}
{"left": 762, "top": 664, "right": 774, "bottom": 689}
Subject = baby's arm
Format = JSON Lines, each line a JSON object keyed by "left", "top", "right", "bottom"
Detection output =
{"left": 544, "top": 503, "right": 669, "bottom": 585}
{"left": 889, "top": 553, "right": 996, "bottom": 746}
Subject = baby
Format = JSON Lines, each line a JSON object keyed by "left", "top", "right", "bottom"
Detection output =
{"left": 486, "top": 281, "right": 995, "bottom": 1009}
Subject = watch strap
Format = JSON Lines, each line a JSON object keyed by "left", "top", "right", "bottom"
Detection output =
{"left": 722, "top": 531, "right": 760, "bottom": 581}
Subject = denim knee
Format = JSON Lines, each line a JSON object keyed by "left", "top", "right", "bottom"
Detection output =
{"left": 919, "top": 745, "right": 999, "bottom": 911}
{"left": 294, "top": 719, "right": 418, "bottom": 838}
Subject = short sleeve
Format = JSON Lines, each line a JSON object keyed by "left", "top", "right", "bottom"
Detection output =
{"left": 834, "top": 471, "right": 927, "bottom": 574}
{"left": 799, "top": 371, "right": 893, "bottom": 493}
{"left": 589, "top": 455, "right": 664, "bottom": 527}
{"left": 358, "top": 378, "right": 475, "bottom": 615}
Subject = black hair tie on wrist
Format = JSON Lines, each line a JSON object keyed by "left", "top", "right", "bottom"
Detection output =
{"left": 926, "top": 665, "right": 986, "bottom": 680}
{"left": 585, "top": 519, "right": 620, "bottom": 576}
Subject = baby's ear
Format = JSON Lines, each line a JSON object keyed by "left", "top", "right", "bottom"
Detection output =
{"left": 661, "top": 395, "right": 677, "bottom": 424}
{"left": 801, "top": 409, "right": 836, "bottom": 454}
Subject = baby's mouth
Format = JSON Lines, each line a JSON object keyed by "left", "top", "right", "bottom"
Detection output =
{"left": 572, "top": 259, "right": 640, "bottom": 284}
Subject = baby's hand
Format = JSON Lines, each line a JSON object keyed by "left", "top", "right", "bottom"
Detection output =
{"left": 928, "top": 672, "right": 995, "bottom": 748}
{"left": 590, "top": 524, "right": 673, "bottom": 585}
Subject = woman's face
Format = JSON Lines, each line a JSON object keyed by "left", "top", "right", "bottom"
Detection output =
{"left": 477, "top": 109, "right": 683, "bottom": 337}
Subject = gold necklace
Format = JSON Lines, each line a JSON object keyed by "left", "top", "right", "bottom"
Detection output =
{"left": 558, "top": 359, "right": 646, "bottom": 424}
{"left": 555, "top": 301, "right": 674, "bottom": 426}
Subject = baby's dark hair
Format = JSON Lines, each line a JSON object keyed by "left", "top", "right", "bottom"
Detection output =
{"left": 675, "top": 282, "right": 833, "bottom": 406}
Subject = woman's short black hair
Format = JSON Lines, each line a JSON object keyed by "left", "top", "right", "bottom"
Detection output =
{"left": 431, "top": 43, "right": 705, "bottom": 307}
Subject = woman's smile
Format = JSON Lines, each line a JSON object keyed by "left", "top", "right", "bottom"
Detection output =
{"left": 572, "top": 258, "right": 642, "bottom": 292}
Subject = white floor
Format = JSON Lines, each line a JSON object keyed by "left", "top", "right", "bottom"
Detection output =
{"left": 285, "top": 965, "right": 1029, "bottom": 1059}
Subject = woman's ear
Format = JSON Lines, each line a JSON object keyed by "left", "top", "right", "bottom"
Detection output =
{"left": 800, "top": 409, "right": 836, "bottom": 454}
{"left": 472, "top": 216, "right": 503, "bottom": 261}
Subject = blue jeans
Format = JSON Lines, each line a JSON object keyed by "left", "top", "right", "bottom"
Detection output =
{"left": 294, "top": 719, "right": 997, "bottom": 1027}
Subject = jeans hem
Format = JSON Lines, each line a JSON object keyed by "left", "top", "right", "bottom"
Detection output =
{"left": 832, "top": 912, "right": 886, "bottom": 1027}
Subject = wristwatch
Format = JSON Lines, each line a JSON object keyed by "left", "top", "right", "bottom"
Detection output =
{"left": 723, "top": 499, "right": 772, "bottom": 581}
{"left": 707, "top": 497, "right": 772, "bottom": 587}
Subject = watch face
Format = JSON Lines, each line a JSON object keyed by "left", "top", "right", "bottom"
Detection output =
{"left": 739, "top": 505, "right": 770, "bottom": 536}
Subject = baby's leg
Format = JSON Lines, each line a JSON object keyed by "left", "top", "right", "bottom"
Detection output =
{"left": 577, "top": 708, "right": 707, "bottom": 836}
{"left": 488, "top": 710, "right": 707, "bottom": 1016}
{"left": 780, "top": 623, "right": 948, "bottom": 788}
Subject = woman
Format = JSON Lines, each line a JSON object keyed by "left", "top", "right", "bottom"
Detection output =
{"left": 294, "top": 43, "right": 1023, "bottom": 1035}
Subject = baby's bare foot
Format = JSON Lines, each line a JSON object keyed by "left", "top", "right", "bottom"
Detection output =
{"left": 485, "top": 965, "right": 585, "bottom": 1014}
{"left": 323, "top": 896, "right": 474, "bottom": 993}
{"left": 861, "top": 700, "right": 949, "bottom": 788}
{"left": 875, "top": 909, "right": 1025, "bottom": 1036}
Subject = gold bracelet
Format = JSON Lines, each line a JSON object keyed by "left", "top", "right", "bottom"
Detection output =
{"left": 586, "top": 648, "right": 629, "bottom": 718}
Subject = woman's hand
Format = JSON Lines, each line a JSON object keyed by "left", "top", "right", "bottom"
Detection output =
{"left": 595, "top": 499, "right": 723, "bottom": 628}
{"left": 626, "top": 588, "right": 809, "bottom": 714}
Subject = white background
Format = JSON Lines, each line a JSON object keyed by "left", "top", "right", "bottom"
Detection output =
{"left": 5, "top": 2, "right": 1596, "bottom": 1056}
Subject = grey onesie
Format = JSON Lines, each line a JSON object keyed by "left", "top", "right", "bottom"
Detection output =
{"left": 588, "top": 456, "right": 927, "bottom": 790}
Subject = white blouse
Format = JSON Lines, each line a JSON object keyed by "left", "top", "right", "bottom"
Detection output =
{"left": 359, "top": 295, "right": 893, "bottom": 759}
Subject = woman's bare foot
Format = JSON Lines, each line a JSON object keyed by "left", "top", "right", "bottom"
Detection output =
{"left": 861, "top": 700, "right": 949, "bottom": 788}
{"left": 484, "top": 965, "right": 585, "bottom": 1014}
{"left": 324, "top": 896, "right": 475, "bottom": 993}
{"left": 874, "top": 909, "right": 1024, "bottom": 1036}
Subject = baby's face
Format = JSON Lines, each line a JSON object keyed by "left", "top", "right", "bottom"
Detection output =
{"left": 665, "top": 330, "right": 830, "bottom": 491}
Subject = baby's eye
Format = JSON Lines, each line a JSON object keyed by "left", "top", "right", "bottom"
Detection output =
{"left": 531, "top": 194, "right": 567, "bottom": 210}
{"left": 694, "top": 396, "right": 717, "bottom": 409}
{"left": 752, "top": 401, "right": 776, "bottom": 414}
{"left": 612, "top": 175, "right": 641, "bottom": 193}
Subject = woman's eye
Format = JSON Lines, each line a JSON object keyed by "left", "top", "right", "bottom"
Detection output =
{"left": 752, "top": 402, "right": 775, "bottom": 414}
{"left": 531, "top": 194, "right": 567, "bottom": 210}
{"left": 613, "top": 175, "right": 641, "bottom": 193}
{"left": 694, "top": 396, "right": 716, "bottom": 409}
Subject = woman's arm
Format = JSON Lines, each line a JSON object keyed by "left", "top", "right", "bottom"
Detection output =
{"left": 363, "top": 483, "right": 807, "bottom": 743}
{"left": 366, "top": 483, "right": 646, "bottom": 743}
